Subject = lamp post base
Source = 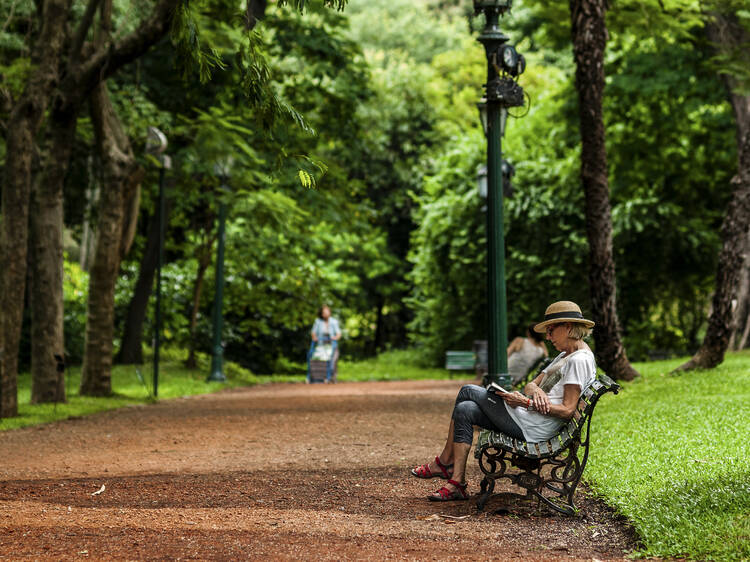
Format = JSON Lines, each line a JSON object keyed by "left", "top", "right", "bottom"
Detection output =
{"left": 483, "top": 373, "right": 511, "bottom": 390}
{"left": 207, "top": 370, "right": 226, "bottom": 383}
{"left": 207, "top": 352, "right": 226, "bottom": 382}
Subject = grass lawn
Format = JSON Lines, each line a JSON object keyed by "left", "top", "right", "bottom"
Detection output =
{"left": 586, "top": 350, "right": 750, "bottom": 561}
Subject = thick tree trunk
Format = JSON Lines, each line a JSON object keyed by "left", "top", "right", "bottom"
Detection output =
{"left": 675, "top": 130, "right": 750, "bottom": 370}
{"left": 569, "top": 0, "right": 639, "bottom": 381}
{"left": 0, "top": 121, "right": 33, "bottom": 417}
{"left": 116, "top": 207, "right": 166, "bottom": 365}
{"left": 0, "top": 0, "right": 72, "bottom": 417}
{"left": 675, "top": 11, "right": 750, "bottom": 371}
{"left": 29, "top": 103, "right": 77, "bottom": 404}
{"left": 80, "top": 83, "right": 144, "bottom": 396}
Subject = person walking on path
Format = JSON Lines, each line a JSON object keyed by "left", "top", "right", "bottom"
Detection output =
{"left": 307, "top": 304, "right": 341, "bottom": 383}
{"left": 410, "top": 301, "right": 596, "bottom": 501}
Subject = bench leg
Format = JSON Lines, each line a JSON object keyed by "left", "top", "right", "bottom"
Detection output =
{"left": 476, "top": 476, "right": 495, "bottom": 512}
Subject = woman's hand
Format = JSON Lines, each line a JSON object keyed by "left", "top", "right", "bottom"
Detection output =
{"left": 501, "top": 391, "right": 531, "bottom": 409}
{"left": 528, "top": 385, "right": 551, "bottom": 414}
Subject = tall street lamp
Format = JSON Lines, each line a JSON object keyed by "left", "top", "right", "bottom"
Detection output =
{"left": 146, "top": 126, "right": 171, "bottom": 398}
{"left": 207, "top": 159, "right": 233, "bottom": 383}
{"left": 474, "top": 0, "right": 526, "bottom": 388}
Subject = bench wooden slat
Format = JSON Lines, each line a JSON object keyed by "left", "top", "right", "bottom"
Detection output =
{"left": 558, "top": 427, "right": 572, "bottom": 446}
{"left": 527, "top": 442, "right": 540, "bottom": 458}
{"left": 538, "top": 440, "right": 550, "bottom": 456}
{"left": 549, "top": 435, "right": 562, "bottom": 453}
{"left": 566, "top": 419, "right": 578, "bottom": 435}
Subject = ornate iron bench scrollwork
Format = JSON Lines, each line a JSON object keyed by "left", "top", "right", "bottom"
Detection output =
{"left": 473, "top": 375, "right": 620, "bottom": 515}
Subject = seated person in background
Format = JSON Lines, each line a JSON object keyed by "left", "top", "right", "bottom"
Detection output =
{"left": 410, "top": 301, "right": 596, "bottom": 502}
{"left": 507, "top": 324, "right": 548, "bottom": 385}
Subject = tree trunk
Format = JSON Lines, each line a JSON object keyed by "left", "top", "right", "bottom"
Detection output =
{"left": 0, "top": 0, "right": 72, "bottom": 417}
{"left": 675, "top": 10, "right": 750, "bottom": 371}
{"left": 116, "top": 205, "right": 167, "bottom": 365}
{"left": 568, "top": 0, "right": 639, "bottom": 381}
{"left": 79, "top": 160, "right": 100, "bottom": 271}
{"left": 80, "top": 82, "right": 144, "bottom": 396}
{"left": 29, "top": 102, "right": 77, "bottom": 404}
{"left": 185, "top": 245, "right": 214, "bottom": 369}
{"left": 675, "top": 131, "right": 750, "bottom": 370}
{"left": 0, "top": 119, "right": 33, "bottom": 417}
{"left": 729, "top": 233, "right": 749, "bottom": 350}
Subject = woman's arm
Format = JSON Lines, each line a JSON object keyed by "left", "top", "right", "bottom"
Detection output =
{"left": 544, "top": 384, "right": 581, "bottom": 419}
{"left": 502, "top": 384, "right": 580, "bottom": 419}
{"left": 331, "top": 318, "right": 341, "bottom": 341}
{"left": 311, "top": 319, "right": 319, "bottom": 342}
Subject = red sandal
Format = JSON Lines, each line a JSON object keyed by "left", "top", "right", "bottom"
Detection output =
{"left": 428, "top": 479, "right": 469, "bottom": 502}
{"left": 410, "top": 456, "right": 454, "bottom": 479}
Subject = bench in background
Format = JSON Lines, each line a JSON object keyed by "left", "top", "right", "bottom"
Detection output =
{"left": 444, "top": 351, "right": 476, "bottom": 378}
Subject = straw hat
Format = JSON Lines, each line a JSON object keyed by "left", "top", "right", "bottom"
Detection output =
{"left": 533, "top": 301, "right": 595, "bottom": 333}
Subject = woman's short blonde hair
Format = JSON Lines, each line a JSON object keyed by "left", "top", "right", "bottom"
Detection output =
{"left": 567, "top": 323, "right": 592, "bottom": 341}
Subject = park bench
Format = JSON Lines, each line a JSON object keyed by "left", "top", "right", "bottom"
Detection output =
{"left": 445, "top": 351, "right": 476, "bottom": 377}
{"left": 473, "top": 374, "right": 620, "bottom": 515}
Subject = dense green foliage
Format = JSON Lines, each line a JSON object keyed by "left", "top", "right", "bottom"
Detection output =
{"left": 405, "top": 0, "right": 737, "bottom": 363}
{"left": 587, "top": 351, "right": 750, "bottom": 561}
{"left": 2, "top": 0, "right": 746, "bottom": 373}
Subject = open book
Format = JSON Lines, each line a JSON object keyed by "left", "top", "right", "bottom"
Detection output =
{"left": 487, "top": 382, "right": 510, "bottom": 394}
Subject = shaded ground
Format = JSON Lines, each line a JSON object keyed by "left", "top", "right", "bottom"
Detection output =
{"left": 0, "top": 380, "right": 639, "bottom": 560}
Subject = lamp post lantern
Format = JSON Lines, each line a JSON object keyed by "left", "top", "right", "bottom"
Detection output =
{"left": 146, "top": 126, "right": 170, "bottom": 398}
{"left": 473, "top": 0, "right": 525, "bottom": 388}
{"left": 207, "top": 159, "right": 233, "bottom": 383}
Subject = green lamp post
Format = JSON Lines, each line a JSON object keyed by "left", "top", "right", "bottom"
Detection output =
{"left": 207, "top": 159, "right": 233, "bottom": 383}
{"left": 474, "top": 0, "right": 526, "bottom": 388}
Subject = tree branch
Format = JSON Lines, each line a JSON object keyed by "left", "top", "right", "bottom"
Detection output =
{"left": 245, "top": 0, "right": 267, "bottom": 31}
{"left": 69, "top": 0, "right": 103, "bottom": 62}
{"left": 75, "top": 0, "right": 181, "bottom": 97}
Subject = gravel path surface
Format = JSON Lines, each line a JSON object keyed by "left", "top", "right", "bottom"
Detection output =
{"left": 0, "top": 379, "right": 639, "bottom": 560}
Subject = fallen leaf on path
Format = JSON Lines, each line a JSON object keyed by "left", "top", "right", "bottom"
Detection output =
{"left": 416, "top": 514, "right": 471, "bottom": 522}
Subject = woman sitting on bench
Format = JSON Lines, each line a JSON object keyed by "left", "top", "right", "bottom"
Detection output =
{"left": 410, "top": 301, "right": 596, "bottom": 501}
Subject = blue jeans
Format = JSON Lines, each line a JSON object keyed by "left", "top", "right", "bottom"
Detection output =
{"left": 306, "top": 339, "right": 338, "bottom": 382}
{"left": 452, "top": 384, "right": 524, "bottom": 444}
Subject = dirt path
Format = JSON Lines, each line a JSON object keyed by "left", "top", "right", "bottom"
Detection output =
{"left": 0, "top": 379, "right": 638, "bottom": 560}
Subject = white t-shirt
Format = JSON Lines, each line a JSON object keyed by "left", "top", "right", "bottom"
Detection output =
{"left": 504, "top": 349, "right": 596, "bottom": 443}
